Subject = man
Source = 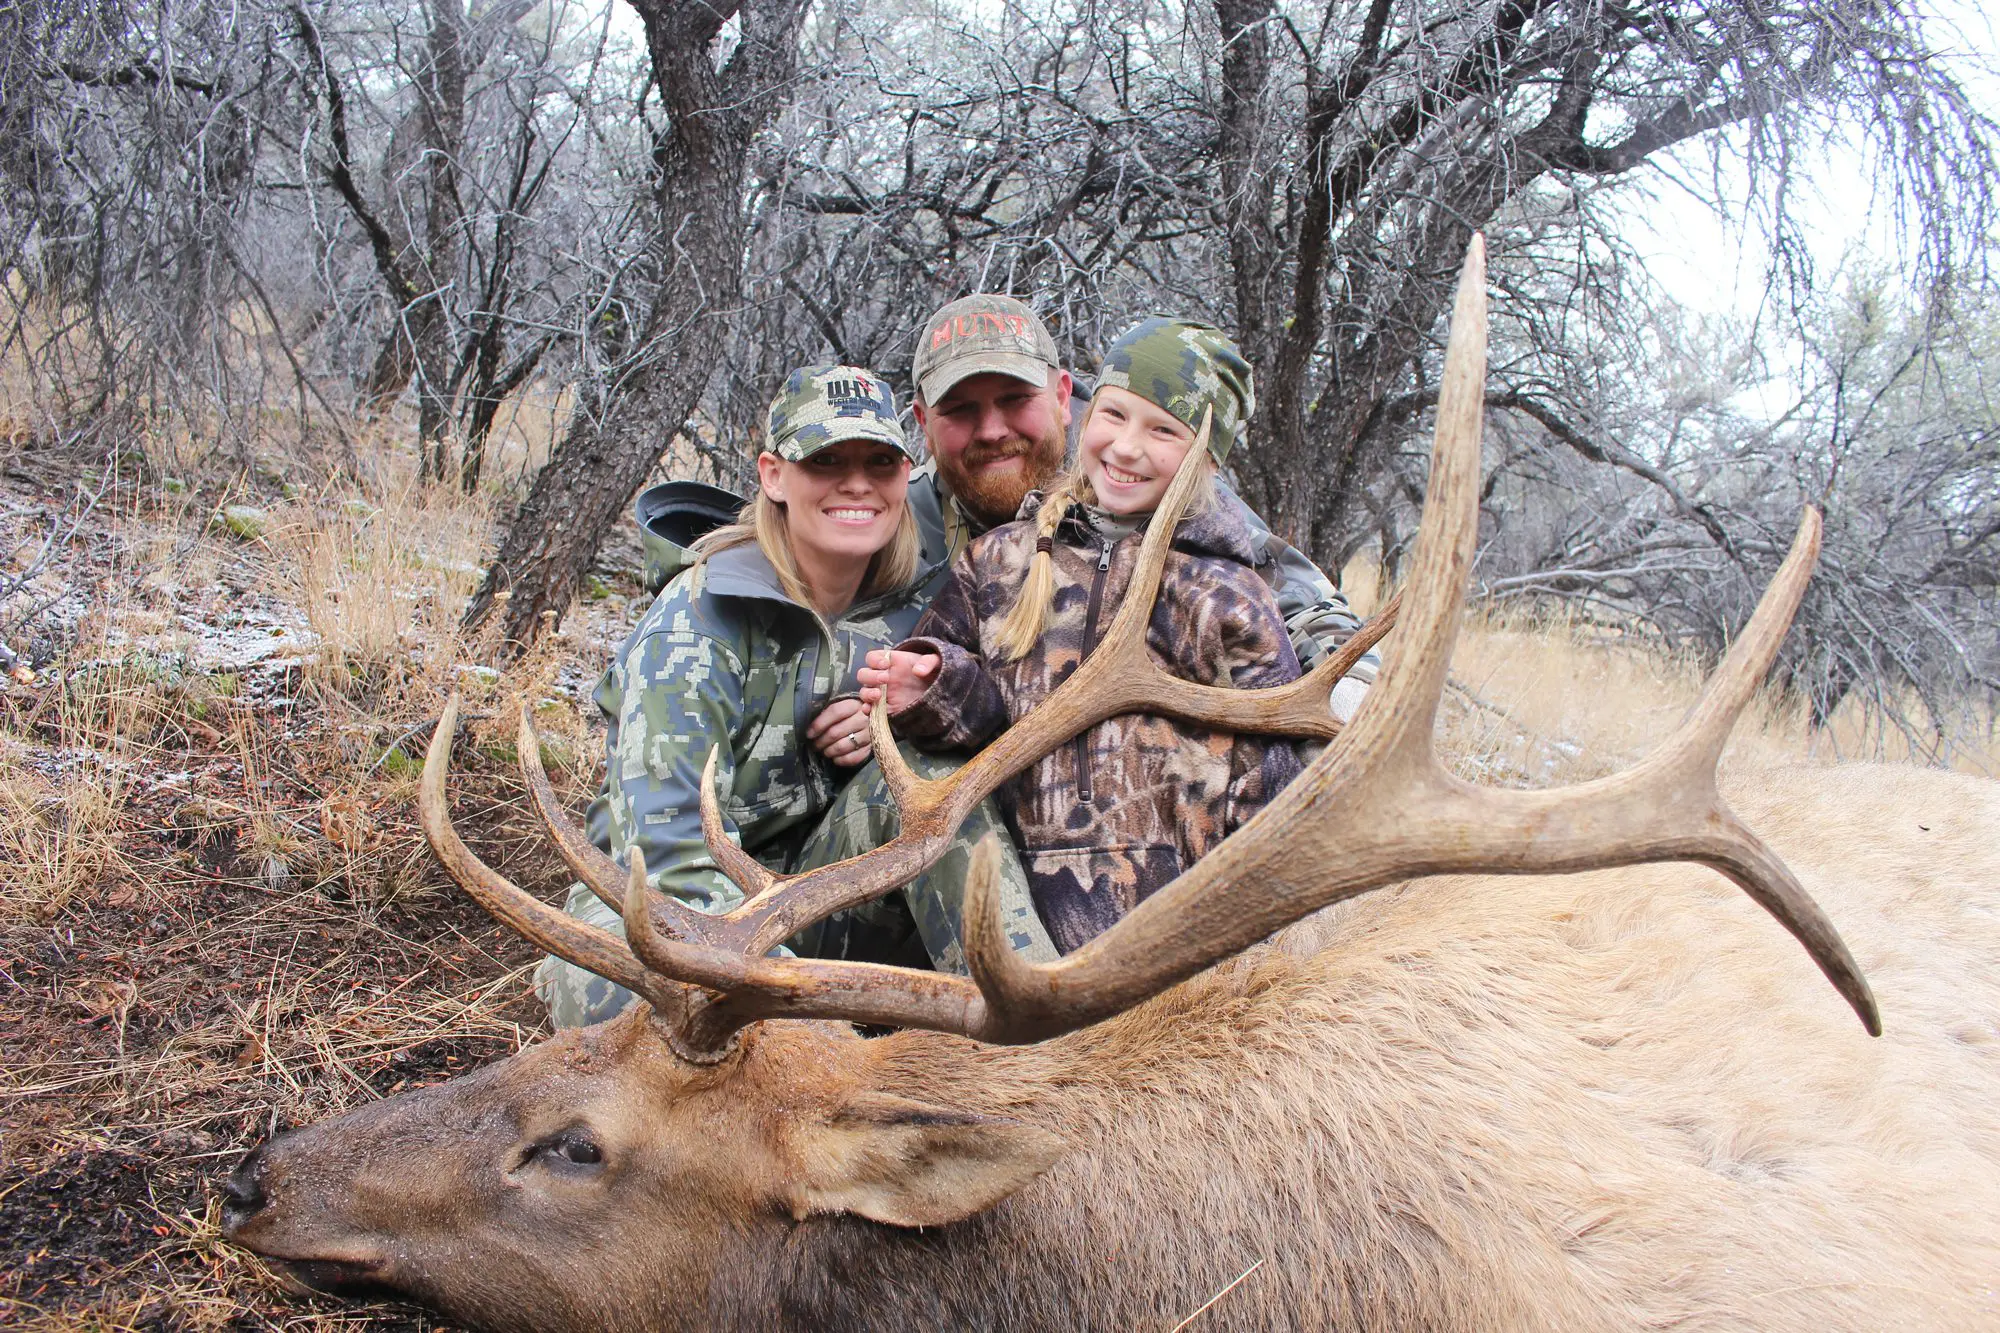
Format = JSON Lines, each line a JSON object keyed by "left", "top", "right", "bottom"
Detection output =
{"left": 908, "top": 296, "right": 1076, "bottom": 565}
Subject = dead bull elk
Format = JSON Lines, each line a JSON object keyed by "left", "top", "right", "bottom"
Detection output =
{"left": 223, "top": 240, "right": 2000, "bottom": 1329}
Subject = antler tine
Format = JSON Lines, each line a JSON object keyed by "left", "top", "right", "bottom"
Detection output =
{"left": 1332, "top": 233, "right": 1490, "bottom": 764}
{"left": 418, "top": 695, "right": 682, "bottom": 1014}
{"left": 962, "top": 234, "right": 1880, "bottom": 1045}
{"left": 621, "top": 841, "right": 997, "bottom": 1055}
{"left": 1321, "top": 589, "right": 1402, "bottom": 685}
{"left": 870, "top": 696, "right": 919, "bottom": 806}
{"left": 697, "top": 745, "right": 784, "bottom": 909}
{"left": 1140, "top": 591, "right": 1401, "bottom": 741}
{"left": 1665, "top": 507, "right": 1820, "bottom": 773}
{"left": 515, "top": 704, "right": 707, "bottom": 943}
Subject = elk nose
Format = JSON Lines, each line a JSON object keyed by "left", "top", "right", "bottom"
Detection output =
{"left": 220, "top": 1148, "right": 268, "bottom": 1231}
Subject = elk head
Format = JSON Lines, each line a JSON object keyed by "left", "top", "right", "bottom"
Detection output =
{"left": 222, "top": 238, "right": 1878, "bottom": 1328}
{"left": 219, "top": 998, "right": 1062, "bottom": 1326}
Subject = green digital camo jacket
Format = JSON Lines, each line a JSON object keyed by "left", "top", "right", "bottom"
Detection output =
{"left": 907, "top": 459, "right": 1378, "bottom": 679}
{"left": 582, "top": 492, "right": 934, "bottom": 915}
{"left": 891, "top": 495, "right": 1305, "bottom": 954}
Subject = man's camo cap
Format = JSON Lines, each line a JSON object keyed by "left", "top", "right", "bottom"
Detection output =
{"left": 1096, "top": 318, "right": 1255, "bottom": 463}
{"left": 765, "top": 365, "right": 914, "bottom": 462}
{"left": 913, "top": 294, "right": 1060, "bottom": 404}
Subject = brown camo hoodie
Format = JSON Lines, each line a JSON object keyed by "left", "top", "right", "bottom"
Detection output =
{"left": 890, "top": 492, "right": 1304, "bottom": 954}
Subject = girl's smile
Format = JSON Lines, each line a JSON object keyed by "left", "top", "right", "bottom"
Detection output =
{"left": 1080, "top": 386, "right": 1200, "bottom": 515}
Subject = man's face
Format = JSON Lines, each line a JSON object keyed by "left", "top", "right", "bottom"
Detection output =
{"left": 914, "top": 370, "right": 1073, "bottom": 528}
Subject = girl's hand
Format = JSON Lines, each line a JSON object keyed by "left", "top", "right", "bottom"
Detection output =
{"left": 859, "top": 648, "right": 940, "bottom": 714}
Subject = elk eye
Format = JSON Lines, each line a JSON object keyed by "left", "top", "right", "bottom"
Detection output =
{"left": 556, "top": 1135, "right": 601, "bottom": 1165}
{"left": 530, "top": 1132, "right": 603, "bottom": 1169}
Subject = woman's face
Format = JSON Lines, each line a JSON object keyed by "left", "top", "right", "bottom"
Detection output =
{"left": 758, "top": 437, "right": 911, "bottom": 567}
{"left": 1079, "top": 385, "right": 1199, "bottom": 516}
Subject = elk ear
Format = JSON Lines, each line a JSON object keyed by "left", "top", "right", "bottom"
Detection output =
{"left": 792, "top": 1091, "right": 1066, "bottom": 1228}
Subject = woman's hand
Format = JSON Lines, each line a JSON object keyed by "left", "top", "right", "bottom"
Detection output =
{"left": 805, "top": 696, "right": 877, "bottom": 768}
{"left": 858, "top": 648, "right": 939, "bottom": 714}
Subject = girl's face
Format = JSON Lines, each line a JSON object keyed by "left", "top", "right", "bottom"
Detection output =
{"left": 1079, "top": 385, "right": 1199, "bottom": 516}
{"left": 757, "top": 438, "right": 911, "bottom": 567}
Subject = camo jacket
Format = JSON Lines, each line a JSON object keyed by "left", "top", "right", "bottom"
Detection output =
{"left": 583, "top": 539, "right": 933, "bottom": 915}
{"left": 908, "top": 460, "right": 1377, "bottom": 679}
{"left": 891, "top": 495, "right": 1305, "bottom": 954}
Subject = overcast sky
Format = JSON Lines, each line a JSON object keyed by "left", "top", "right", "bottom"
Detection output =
{"left": 1622, "top": 2, "right": 1997, "bottom": 323}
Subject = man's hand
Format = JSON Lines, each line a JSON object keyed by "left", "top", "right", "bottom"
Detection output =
{"left": 806, "top": 695, "right": 876, "bottom": 768}
{"left": 858, "top": 648, "right": 940, "bottom": 715}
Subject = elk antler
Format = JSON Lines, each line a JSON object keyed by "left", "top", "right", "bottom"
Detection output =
{"left": 957, "top": 235, "right": 1878, "bottom": 1042}
{"left": 420, "top": 233, "right": 1878, "bottom": 1060}
{"left": 417, "top": 696, "right": 685, "bottom": 1015}
{"left": 417, "top": 460, "right": 1396, "bottom": 1053}
{"left": 421, "top": 444, "right": 1398, "bottom": 973}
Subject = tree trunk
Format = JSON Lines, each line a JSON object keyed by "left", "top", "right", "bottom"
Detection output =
{"left": 463, "top": 0, "right": 808, "bottom": 647}
{"left": 1215, "top": 0, "right": 1399, "bottom": 554}
{"left": 361, "top": 326, "right": 416, "bottom": 408}
{"left": 412, "top": 0, "right": 468, "bottom": 484}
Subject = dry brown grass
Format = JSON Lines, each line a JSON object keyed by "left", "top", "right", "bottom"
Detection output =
{"left": 0, "top": 762, "right": 125, "bottom": 921}
{"left": 272, "top": 478, "right": 486, "bottom": 698}
{"left": 1341, "top": 558, "right": 1999, "bottom": 784}
{"left": 0, "top": 407, "right": 622, "bottom": 1329}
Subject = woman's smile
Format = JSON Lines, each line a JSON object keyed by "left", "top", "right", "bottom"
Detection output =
{"left": 757, "top": 435, "right": 913, "bottom": 613}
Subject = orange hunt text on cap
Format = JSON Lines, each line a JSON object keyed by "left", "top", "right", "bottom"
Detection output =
{"left": 929, "top": 311, "right": 1034, "bottom": 348}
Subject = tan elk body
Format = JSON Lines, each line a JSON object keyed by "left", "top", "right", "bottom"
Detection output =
{"left": 228, "top": 762, "right": 2000, "bottom": 1329}
{"left": 224, "top": 242, "right": 2000, "bottom": 1328}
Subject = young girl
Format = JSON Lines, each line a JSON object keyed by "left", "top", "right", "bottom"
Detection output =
{"left": 862, "top": 318, "right": 1304, "bottom": 953}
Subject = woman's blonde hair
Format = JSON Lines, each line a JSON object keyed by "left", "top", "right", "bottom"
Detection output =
{"left": 690, "top": 457, "right": 920, "bottom": 614}
{"left": 989, "top": 410, "right": 1217, "bottom": 661}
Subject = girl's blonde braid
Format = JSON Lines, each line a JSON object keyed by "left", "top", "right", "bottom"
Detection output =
{"left": 990, "top": 468, "right": 1089, "bottom": 661}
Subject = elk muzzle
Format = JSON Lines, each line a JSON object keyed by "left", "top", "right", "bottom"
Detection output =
{"left": 223, "top": 1137, "right": 403, "bottom": 1297}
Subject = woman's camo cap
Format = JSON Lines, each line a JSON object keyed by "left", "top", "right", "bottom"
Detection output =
{"left": 765, "top": 365, "right": 914, "bottom": 462}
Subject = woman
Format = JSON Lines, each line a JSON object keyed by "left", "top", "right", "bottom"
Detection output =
{"left": 535, "top": 365, "right": 932, "bottom": 1027}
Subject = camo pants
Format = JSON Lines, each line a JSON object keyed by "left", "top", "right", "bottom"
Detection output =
{"left": 533, "top": 744, "right": 1057, "bottom": 1028}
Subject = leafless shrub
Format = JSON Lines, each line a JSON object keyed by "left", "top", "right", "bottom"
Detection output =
{"left": 1464, "top": 275, "right": 1999, "bottom": 761}
{"left": 0, "top": 0, "right": 1992, "bottom": 740}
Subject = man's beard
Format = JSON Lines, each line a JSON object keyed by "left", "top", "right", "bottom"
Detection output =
{"left": 938, "top": 429, "right": 1067, "bottom": 529}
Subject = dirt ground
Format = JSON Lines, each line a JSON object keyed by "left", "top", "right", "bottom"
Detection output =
{"left": 0, "top": 430, "right": 648, "bottom": 1329}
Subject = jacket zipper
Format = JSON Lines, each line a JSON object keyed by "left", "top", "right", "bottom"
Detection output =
{"left": 1074, "top": 536, "right": 1116, "bottom": 803}
{"left": 799, "top": 620, "right": 832, "bottom": 807}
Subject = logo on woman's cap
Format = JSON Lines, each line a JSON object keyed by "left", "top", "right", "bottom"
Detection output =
{"left": 766, "top": 365, "right": 914, "bottom": 461}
